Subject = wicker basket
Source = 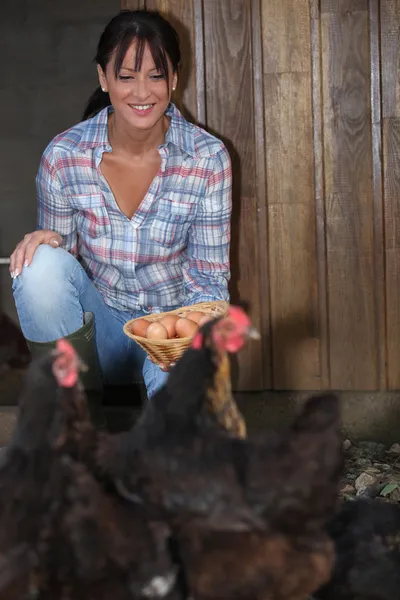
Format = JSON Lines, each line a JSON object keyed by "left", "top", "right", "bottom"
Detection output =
{"left": 123, "top": 301, "right": 228, "bottom": 367}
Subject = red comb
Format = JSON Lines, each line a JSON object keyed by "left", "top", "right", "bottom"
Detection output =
{"left": 227, "top": 305, "right": 251, "bottom": 326}
{"left": 54, "top": 339, "right": 79, "bottom": 388}
{"left": 56, "top": 338, "right": 75, "bottom": 356}
{"left": 191, "top": 332, "right": 203, "bottom": 350}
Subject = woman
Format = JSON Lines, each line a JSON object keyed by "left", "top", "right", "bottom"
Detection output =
{"left": 9, "top": 9, "right": 232, "bottom": 414}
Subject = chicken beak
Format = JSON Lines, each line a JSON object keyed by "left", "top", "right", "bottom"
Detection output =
{"left": 247, "top": 326, "right": 261, "bottom": 340}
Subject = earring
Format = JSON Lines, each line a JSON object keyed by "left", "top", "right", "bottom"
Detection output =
{"left": 172, "top": 87, "right": 176, "bottom": 91}
{"left": 101, "top": 87, "right": 107, "bottom": 93}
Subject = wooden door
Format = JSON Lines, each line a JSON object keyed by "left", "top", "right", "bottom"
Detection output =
{"left": 121, "top": 0, "right": 400, "bottom": 394}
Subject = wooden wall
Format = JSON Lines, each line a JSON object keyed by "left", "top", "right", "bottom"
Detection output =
{"left": 122, "top": 0, "right": 400, "bottom": 393}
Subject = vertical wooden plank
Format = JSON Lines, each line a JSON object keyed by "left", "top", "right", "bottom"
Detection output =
{"left": 251, "top": 0, "right": 272, "bottom": 389}
{"left": 262, "top": 0, "right": 312, "bottom": 74}
{"left": 203, "top": 0, "right": 263, "bottom": 390}
{"left": 321, "top": 4, "right": 377, "bottom": 389}
{"left": 369, "top": 0, "right": 387, "bottom": 390}
{"left": 310, "top": 0, "right": 330, "bottom": 389}
{"left": 381, "top": 0, "right": 400, "bottom": 119}
{"left": 144, "top": 0, "right": 200, "bottom": 122}
{"left": 381, "top": 0, "right": 400, "bottom": 388}
{"left": 269, "top": 205, "right": 321, "bottom": 389}
{"left": 192, "top": 0, "right": 206, "bottom": 125}
{"left": 264, "top": 73, "right": 314, "bottom": 207}
{"left": 262, "top": 0, "right": 321, "bottom": 389}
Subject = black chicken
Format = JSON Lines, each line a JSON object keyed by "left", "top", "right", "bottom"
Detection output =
{"left": 0, "top": 340, "right": 79, "bottom": 598}
{"left": 314, "top": 498, "right": 400, "bottom": 600}
{"left": 98, "top": 306, "right": 264, "bottom": 527}
{"left": 161, "top": 305, "right": 258, "bottom": 438}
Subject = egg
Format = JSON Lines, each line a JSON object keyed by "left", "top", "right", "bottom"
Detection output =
{"left": 158, "top": 314, "right": 180, "bottom": 339}
{"left": 198, "top": 314, "right": 213, "bottom": 327}
{"left": 175, "top": 317, "right": 199, "bottom": 338}
{"left": 186, "top": 311, "right": 205, "bottom": 324}
{"left": 146, "top": 322, "right": 169, "bottom": 340}
{"left": 131, "top": 318, "right": 150, "bottom": 338}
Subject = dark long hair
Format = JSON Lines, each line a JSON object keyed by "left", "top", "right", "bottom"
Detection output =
{"left": 83, "top": 9, "right": 181, "bottom": 120}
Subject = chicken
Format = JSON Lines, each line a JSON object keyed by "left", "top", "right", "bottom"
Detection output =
{"left": 101, "top": 386, "right": 343, "bottom": 600}
{"left": 314, "top": 498, "right": 400, "bottom": 600}
{"left": 98, "top": 306, "right": 259, "bottom": 512}
{"left": 30, "top": 457, "right": 182, "bottom": 600}
{"left": 157, "top": 305, "right": 257, "bottom": 439}
{"left": 151, "top": 306, "right": 258, "bottom": 437}
{"left": 170, "top": 393, "right": 343, "bottom": 600}
{"left": 0, "top": 340, "right": 183, "bottom": 600}
{"left": 98, "top": 306, "right": 261, "bottom": 524}
{"left": 0, "top": 339, "right": 87, "bottom": 597}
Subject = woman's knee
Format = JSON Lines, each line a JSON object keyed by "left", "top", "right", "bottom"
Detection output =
{"left": 12, "top": 245, "right": 85, "bottom": 338}
{"left": 13, "top": 245, "right": 76, "bottom": 290}
{"left": 12, "top": 245, "right": 81, "bottom": 313}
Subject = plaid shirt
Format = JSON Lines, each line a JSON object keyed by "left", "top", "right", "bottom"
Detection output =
{"left": 36, "top": 103, "right": 232, "bottom": 313}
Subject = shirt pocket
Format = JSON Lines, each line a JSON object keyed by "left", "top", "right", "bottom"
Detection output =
{"left": 69, "top": 193, "right": 111, "bottom": 239}
{"left": 150, "top": 198, "right": 193, "bottom": 247}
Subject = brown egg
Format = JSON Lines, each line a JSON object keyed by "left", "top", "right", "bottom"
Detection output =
{"left": 131, "top": 318, "right": 150, "bottom": 338}
{"left": 146, "top": 322, "right": 169, "bottom": 340}
{"left": 186, "top": 311, "right": 205, "bottom": 324}
{"left": 175, "top": 317, "right": 199, "bottom": 339}
{"left": 158, "top": 314, "right": 179, "bottom": 339}
{"left": 198, "top": 314, "right": 213, "bottom": 327}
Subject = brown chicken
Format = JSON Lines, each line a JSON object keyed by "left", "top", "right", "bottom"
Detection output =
{"left": 177, "top": 527, "right": 334, "bottom": 600}
{"left": 30, "top": 456, "right": 182, "bottom": 600}
{"left": 171, "top": 393, "right": 344, "bottom": 600}
{"left": 0, "top": 340, "right": 183, "bottom": 600}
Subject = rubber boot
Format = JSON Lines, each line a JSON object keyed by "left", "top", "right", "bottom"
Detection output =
{"left": 25, "top": 312, "right": 107, "bottom": 430}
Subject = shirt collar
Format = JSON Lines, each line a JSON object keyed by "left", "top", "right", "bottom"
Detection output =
{"left": 164, "top": 103, "right": 196, "bottom": 158}
{"left": 78, "top": 102, "right": 196, "bottom": 158}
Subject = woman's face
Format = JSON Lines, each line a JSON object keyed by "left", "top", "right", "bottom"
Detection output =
{"left": 98, "top": 40, "right": 177, "bottom": 133}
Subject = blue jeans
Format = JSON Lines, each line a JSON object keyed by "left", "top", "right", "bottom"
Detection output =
{"left": 12, "top": 244, "right": 168, "bottom": 398}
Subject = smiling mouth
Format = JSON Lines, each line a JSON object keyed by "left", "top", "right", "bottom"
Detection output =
{"left": 129, "top": 103, "right": 155, "bottom": 112}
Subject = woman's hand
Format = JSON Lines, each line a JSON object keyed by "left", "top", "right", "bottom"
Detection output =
{"left": 159, "top": 361, "right": 176, "bottom": 373}
{"left": 9, "top": 230, "right": 62, "bottom": 278}
{"left": 148, "top": 355, "right": 176, "bottom": 372}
